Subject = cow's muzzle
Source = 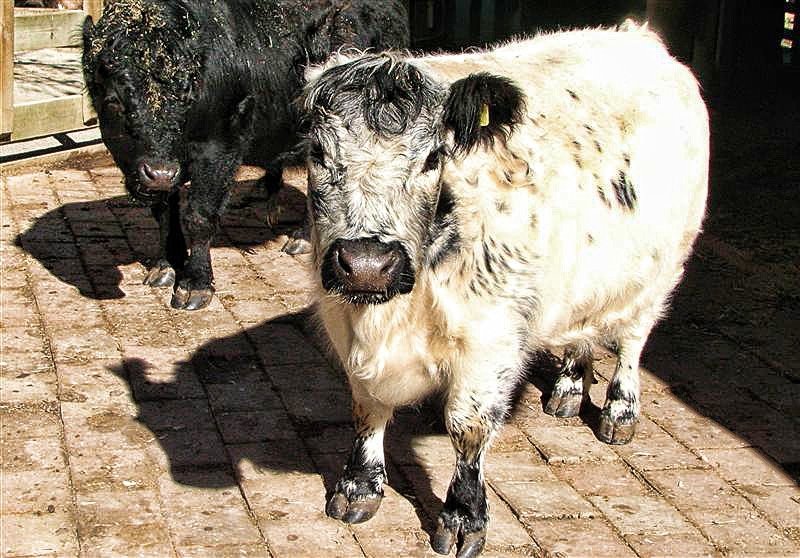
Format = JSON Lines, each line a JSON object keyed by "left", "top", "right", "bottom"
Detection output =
{"left": 137, "top": 159, "right": 180, "bottom": 192}
{"left": 322, "top": 238, "right": 415, "bottom": 304}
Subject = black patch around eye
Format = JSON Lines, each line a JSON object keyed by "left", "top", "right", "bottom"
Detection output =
{"left": 104, "top": 96, "right": 124, "bottom": 115}
{"left": 307, "top": 140, "right": 325, "bottom": 165}
{"left": 422, "top": 145, "right": 445, "bottom": 173}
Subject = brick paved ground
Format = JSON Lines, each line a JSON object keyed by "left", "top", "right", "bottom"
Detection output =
{"left": 1, "top": 95, "right": 799, "bottom": 557}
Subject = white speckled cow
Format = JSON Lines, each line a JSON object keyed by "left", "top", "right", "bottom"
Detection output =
{"left": 300, "top": 22, "right": 708, "bottom": 557}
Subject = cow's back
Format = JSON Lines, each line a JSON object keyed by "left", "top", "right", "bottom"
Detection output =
{"left": 418, "top": 25, "right": 709, "bottom": 346}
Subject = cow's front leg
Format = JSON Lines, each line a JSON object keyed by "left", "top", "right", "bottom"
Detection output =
{"left": 434, "top": 381, "right": 510, "bottom": 558}
{"left": 144, "top": 193, "right": 185, "bottom": 288}
{"left": 172, "top": 157, "right": 235, "bottom": 310}
{"left": 326, "top": 392, "right": 392, "bottom": 524}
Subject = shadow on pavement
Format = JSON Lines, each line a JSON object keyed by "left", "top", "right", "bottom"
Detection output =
{"left": 104, "top": 309, "right": 445, "bottom": 537}
{"left": 14, "top": 178, "right": 305, "bottom": 300}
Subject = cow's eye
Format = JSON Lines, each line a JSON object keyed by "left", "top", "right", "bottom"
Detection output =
{"left": 104, "top": 96, "right": 124, "bottom": 115}
{"left": 422, "top": 146, "right": 444, "bottom": 173}
{"left": 307, "top": 140, "right": 325, "bottom": 166}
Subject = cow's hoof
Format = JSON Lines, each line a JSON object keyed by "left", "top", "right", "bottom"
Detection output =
{"left": 170, "top": 285, "right": 214, "bottom": 310}
{"left": 432, "top": 520, "right": 487, "bottom": 558}
{"left": 143, "top": 261, "right": 176, "bottom": 287}
{"left": 325, "top": 491, "right": 382, "bottom": 524}
{"left": 282, "top": 237, "right": 311, "bottom": 255}
{"left": 281, "top": 227, "right": 311, "bottom": 255}
{"left": 543, "top": 390, "right": 584, "bottom": 417}
{"left": 597, "top": 411, "right": 636, "bottom": 445}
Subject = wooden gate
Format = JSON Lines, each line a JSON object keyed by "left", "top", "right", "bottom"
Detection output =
{"left": 1, "top": 0, "right": 103, "bottom": 143}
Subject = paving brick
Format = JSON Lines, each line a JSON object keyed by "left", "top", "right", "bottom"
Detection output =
{"left": 492, "top": 475, "right": 596, "bottom": 520}
{"left": 551, "top": 461, "right": 652, "bottom": 499}
{"left": 0, "top": 401, "right": 62, "bottom": 440}
{"left": 69, "top": 446, "right": 163, "bottom": 493}
{"left": 222, "top": 296, "right": 292, "bottom": 325}
{"left": 1, "top": 511, "right": 79, "bottom": 557}
{"left": 0, "top": 266, "right": 29, "bottom": 290}
{"left": 207, "top": 382, "right": 284, "bottom": 413}
{"left": 588, "top": 493, "right": 697, "bottom": 537}
{"left": 701, "top": 515, "right": 798, "bottom": 557}
{"left": 0, "top": 297, "right": 42, "bottom": 327}
{"left": 484, "top": 488, "right": 538, "bottom": 548}
{"left": 491, "top": 423, "right": 534, "bottom": 453}
{"left": 76, "top": 488, "right": 165, "bottom": 529}
{"left": 158, "top": 471, "right": 263, "bottom": 548}
{"left": 265, "top": 362, "right": 345, "bottom": 392}
{"left": 644, "top": 394, "right": 751, "bottom": 451}
{"left": 281, "top": 389, "right": 352, "bottom": 425}
{"left": 1, "top": 325, "right": 48, "bottom": 354}
{"left": 1, "top": 368, "right": 59, "bottom": 401}
{"left": 79, "top": 522, "right": 175, "bottom": 558}
{"left": 176, "top": 544, "right": 271, "bottom": 558}
{"left": 248, "top": 323, "right": 330, "bottom": 367}
{"left": 146, "top": 429, "right": 230, "bottom": 471}
{"left": 350, "top": 485, "right": 438, "bottom": 556}
{"left": 1, "top": 436, "right": 66, "bottom": 472}
{"left": 217, "top": 409, "right": 297, "bottom": 444}
{"left": 48, "top": 327, "right": 122, "bottom": 363}
{"left": 528, "top": 518, "right": 636, "bottom": 557}
{"left": 522, "top": 425, "right": 620, "bottom": 465}
{"left": 228, "top": 445, "right": 364, "bottom": 557}
{"left": 697, "top": 447, "right": 797, "bottom": 487}
{"left": 612, "top": 416, "right": 709, "bottom": 471}
{"left": 746, "top": 426, "right": 800, "bottom": 465}
{"left": 1, "top": 469, "right": 73, "bottom": 515}
{"left": 646, "top": 467, "right": 798, "bottom": 555}
{"left": 302, "top": 424, "right": 355, "bottom": 455}
{"left": 0, "top": 344, "right": 53, "bottom": 377}
{"left": 624, "top": 532, "right": 720, "bottom": 557}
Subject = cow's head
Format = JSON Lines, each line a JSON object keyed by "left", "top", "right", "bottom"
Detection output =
{"left": 82, "top": 2, "right": 204, "bottom": 201}
{"left": 301, "top": 54, "right": 525, "bottom": 304}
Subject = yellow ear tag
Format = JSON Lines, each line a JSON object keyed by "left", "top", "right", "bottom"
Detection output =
{"left": 479, "top": 103, "right": 490, "bottom": 127}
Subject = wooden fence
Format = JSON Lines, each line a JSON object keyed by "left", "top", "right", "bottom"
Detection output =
{"left": 1, "top": 0, "right": 102, "bottom": 143}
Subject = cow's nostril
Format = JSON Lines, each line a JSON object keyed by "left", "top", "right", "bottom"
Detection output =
{"left": 138, "top": 161, "right": 179, "bottom": 190}
{"left": 380, "top": 254, "right": 399, "bottom": 276}
{"left": 337, "top": 248, "right": 353, "bottom": 275}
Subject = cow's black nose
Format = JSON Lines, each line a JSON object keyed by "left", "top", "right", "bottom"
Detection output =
{"left": 138, "top": 160, "right": 179, "bottom": 190}
{"left": 323, "top": 238, "right": 413, "bottom": 303}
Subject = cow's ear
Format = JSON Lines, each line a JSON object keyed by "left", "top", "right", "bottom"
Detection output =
{"left": 442, "top": 73, "right": 526, "bottom": 154}
{"left": 82, "top": 16, "right": 95, "bottom": 54}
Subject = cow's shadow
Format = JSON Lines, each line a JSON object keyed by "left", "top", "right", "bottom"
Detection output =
{"left": 105, "top": 309, "right": 448, "bottom": 535}
{"left": 14, "top": 177, "right": 306, "bottom": 301}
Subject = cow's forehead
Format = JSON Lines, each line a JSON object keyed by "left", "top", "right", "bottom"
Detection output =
{"left": 305, "top": 54, "right": 445, "bottom": 140}
{"left": 313, "top": 109, "right": 441, "bottom": 163}
{"left": 92, "top": 1, "right": 201, "bottom": 86}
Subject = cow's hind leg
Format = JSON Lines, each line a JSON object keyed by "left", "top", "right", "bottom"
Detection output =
{"left": 326, "top": 393, "right": 392, "bottom": 524}
{"left": 544, "top": 344, "right": 594, "bottom": 418}
{"left": 597, "top": 331, "right": 649, "bottom": 445}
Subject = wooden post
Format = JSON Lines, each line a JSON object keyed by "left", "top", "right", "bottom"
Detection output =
{"left": 84, "top": 0, "right": 103, "bottom": 23}
{"left": 1, "top": 0, "right": 13, "bottom": 142}
{"left": 82, "top": 0, "right": 102, "bottom": 125}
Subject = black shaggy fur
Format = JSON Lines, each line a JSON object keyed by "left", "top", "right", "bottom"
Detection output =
{"left": 442, "top": 72, "right": 526, "bottom": 154}
{"left": 305, "top": 55, "right": 444, "bottom": 137}
{"left": 82, "top": 0, "right": 408, "bottom": 310}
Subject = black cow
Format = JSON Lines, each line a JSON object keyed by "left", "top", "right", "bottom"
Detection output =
{"left": 82, "top": 0, "right": 408, "bottom": 310}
